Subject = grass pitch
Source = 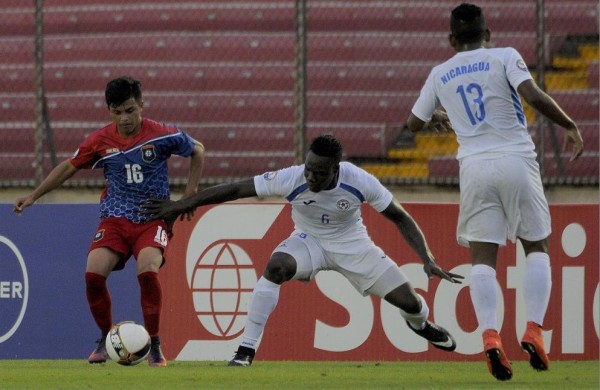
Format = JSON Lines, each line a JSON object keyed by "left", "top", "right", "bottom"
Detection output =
{"left": 0, "top": 360, "right": 597, "bottom": 389}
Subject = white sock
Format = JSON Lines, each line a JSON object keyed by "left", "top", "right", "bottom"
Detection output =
{"left": 524, "top": 252, "right": 551, "bottom": 326}
{"left": 470, "top": 264, "right": 497, "bottom": 331}
{"left": 240, "top": 276, "right": 280, "bottom": 350}
{"left": 399, "top": 293, "right": 429, "bottom": 330}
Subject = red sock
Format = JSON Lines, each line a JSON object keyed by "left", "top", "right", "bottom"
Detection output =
{"left": 85, "top": 272, "right": 112, "bottom": 334}
{"left": 138, "top": 271, "right": 162, "bottom": 337}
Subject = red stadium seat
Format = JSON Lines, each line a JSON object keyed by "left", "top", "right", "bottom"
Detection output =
{"left": 551, "top": 90, "right": 599, "bottom": 121}
{"left": 168, "top": 152, "right": 295, "bottom": 180}
{"left": 4, "top": 1, "right": 590, "bottom": 36}
{"left": 532, "top": 121, "right": 599, "bottom": 152}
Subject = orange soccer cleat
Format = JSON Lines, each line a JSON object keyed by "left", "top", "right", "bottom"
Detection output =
{"left": 147, "top": 336, "right": 167, "bottom": 367}
{"left": 88, "top": 337, "right": 108, "bottom": 364}
{"left": 521, "top": 321, "right": 549, "bottom": 371}
{"left": 482, "top": 329, "right": 513, "bottom": 381}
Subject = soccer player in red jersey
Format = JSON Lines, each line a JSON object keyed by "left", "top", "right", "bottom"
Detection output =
{"left": 13, "top": 76, "right": 205, "bottom": 366}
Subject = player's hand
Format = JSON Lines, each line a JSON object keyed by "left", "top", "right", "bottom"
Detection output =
{"left": 563, "top": 126, "right": 584, "bottom": 162}
{"left": 13, "top": 195, "right": 34, "bottom": 215}
{"left": 423, "top": 261, "right": 464, "bottom": 284}
{"left": 423, "top": 109, "right": 452, "bottom": 133}
{"left": 140, "top": 198, "right": 188, "bottom": 222}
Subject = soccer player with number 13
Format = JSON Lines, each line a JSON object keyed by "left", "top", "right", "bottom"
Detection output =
{"left": 407, "top": 3, "right": 584, "bottom": 381}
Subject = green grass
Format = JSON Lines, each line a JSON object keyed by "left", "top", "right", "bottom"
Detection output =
{"left": 0, "top": 360, "right": 598, "bottom": 389}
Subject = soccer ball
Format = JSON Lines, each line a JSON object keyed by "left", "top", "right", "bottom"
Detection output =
{"left": 105, "top": 321, "right": 151, "bottom": 366}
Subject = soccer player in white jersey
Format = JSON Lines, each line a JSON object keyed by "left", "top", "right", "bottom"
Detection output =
{"left": 142, "top": 134, "right": 464, "bottom": 366}
{"left": 407, "top": 3, "right": 584, "bottom": 381}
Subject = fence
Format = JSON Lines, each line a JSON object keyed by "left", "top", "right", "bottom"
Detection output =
{"left": 0, "top": 0, "right": 598, "bottom": 187}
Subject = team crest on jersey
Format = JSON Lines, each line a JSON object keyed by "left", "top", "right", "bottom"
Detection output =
{"left": 336, "top": 199, "right": 350, "bottom": 210}
{"left": 516, "top": 59, "right": 528, "bottom": 72}
{"left": 141, "top": 144, "right": 156, "bottom": 162}
{"left": 263, "top": 171, "right": 277, "bottom": 181}
{"left": 93, "top": 229, "right": 105, "bottom": 242}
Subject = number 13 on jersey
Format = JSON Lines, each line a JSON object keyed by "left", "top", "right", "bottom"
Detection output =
{"left": 457, "top": 83, "right": 486, "bottom": 125}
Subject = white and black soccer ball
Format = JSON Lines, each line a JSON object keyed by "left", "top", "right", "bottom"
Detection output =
{"left": 105, "top": 321, "right": 151, "bottom": 366}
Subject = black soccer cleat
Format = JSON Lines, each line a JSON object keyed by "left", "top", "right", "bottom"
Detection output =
{"left": 88, "top": 337, "right": 108, "bottom": 364}
{"left": 227, "top": 346, "right": 255, "bottom": 367}
{"left": 406, "top": 320, "right": 457, "bottom": 352}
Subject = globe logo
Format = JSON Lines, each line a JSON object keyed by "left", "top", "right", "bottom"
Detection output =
{"left": 191, "top": 241, "right": 257, "bottom": 338}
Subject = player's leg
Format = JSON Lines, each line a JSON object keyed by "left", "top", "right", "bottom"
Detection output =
{"left": 371, "top": 270, "right": 456, "bottom": 352}
{"left": 230, "top": 233, "right": 320, "bottom": 366}
{"left": 85, "top": 246, "right": 121, "bottom": 363}
{"left": 228, "top": 251, "right": 297, "bottom": 366}
{"left": 469, "top": 241, "right": 512, "bottom": 380}
{"left": 133, "top": 220, "right": 169, "bottom": 367}
{"left": 519, "top": 238, "right": 551, "bottom": 371}
{"left": 491, "top": 156, "right": 551, "bottom": 372}
{"left": 458, "top": 157, "right": 512, "bottom": 380}
{"left": 136, "top": 247, "right": 166, "bottom": 367}
{"left": 508, "top": 157, "right": 552, "bottom": 371}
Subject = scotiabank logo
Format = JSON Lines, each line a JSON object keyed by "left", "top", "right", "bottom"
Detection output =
{"left": 169, "top": 204, "right": 599, "bottom": 361}
{"left": 0, "top": 236, "right": 29, "bottom": 343}
{"left": 176, "top": 204, "right": 285, "bottom": 360}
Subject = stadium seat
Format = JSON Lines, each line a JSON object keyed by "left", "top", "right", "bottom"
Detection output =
{"left": 551, "top": 90, "right": 599, "bottom": 121}
{"left": 306, "top": 1, "right": 597, "bottom": 36}
{"left": 0, "top": 31, "right": 542, "bottom": 66}
{"left": 307, "top": 62, "right": 433, "bottom": 91}
{"left": 168, "top": 152, "right": 295, "bottom": 179}
{"left": 2, "top": 91, "right": 421, "bottom": 124}
{"left": 542, "top": 154, "right": 600, "bottom": 179}
{"left": 532, "top": 121, "right": 599, "bottom": 152}
{"left": 307, "top": 92, "right": 418, "bottom": 123}
{"left": 2, "top": 61, "right": 435, "bottom": 94}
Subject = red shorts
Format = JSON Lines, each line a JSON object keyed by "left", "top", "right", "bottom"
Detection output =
{"left": 89, "top": 217, "right": 169, "bottom": 271}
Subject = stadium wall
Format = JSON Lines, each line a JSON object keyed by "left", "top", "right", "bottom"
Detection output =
{"left": 0, "top": 202, "right": 597, "bottom": 361}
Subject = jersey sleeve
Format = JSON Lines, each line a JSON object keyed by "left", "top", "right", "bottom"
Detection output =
{"left": 253, "top": 166, "right": 300, "bottom": 198}
{"left": 356, "top": 167, "right": 393, "bottom": 212}
{"left": 161, "top": 129, "right": 197, "bottom": 158}
{"left": 411, "top": 71, "right": 440, "bottom": 122}
{"left": 69, "top": 134, "right": 98, "bottom": 169}
{"left": 504, "top": 47, "right": 533, "bottom": 90}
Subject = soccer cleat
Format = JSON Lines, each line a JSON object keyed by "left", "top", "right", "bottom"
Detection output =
{"left": 483, "top": 329, "right": 513, "bottom": 381}
{"left": 88, "top": 337, "right": 108, "bottom": 364}
{"left": 147, "top": 336, "right": 167, "bottom": 367}
{"left": 227, "top": 346, "right": 255, "bottom": 366}
{"left": 521, "top": 321, "right": 549, "bottom": 371}
{"left": 406, "top": 321, "right": 457, "bottom": 352}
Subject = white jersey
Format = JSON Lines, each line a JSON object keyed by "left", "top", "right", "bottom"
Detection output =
{"left": 411, "top": 47, "right": 537, "bottom": 160}
{"left": 253, "top": 162, "right": 393, "bottom": 244}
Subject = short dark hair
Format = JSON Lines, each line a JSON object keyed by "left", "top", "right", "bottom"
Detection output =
{"left": 105, "top": 76, "right": 142, "bottom": 107}
{"left": 451, "top": 3, "right": 486, "bottom": 45}
{"left": 309, "top": 134, "right": 343, "bottom": 163}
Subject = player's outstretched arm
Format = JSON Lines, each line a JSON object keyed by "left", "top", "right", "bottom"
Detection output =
{"left": 182, "top": 141, "right": 205, "bottom": 199}
{"left": 380, "top": 198, "right": 463, "bottom": 284}
{"left": 13, "top": 159, "right": 79, "bottom": 215}
{"left": 141, "top": 178, "right": 258, "bottom": 221}
{"left": 407, "top": 109, "right": 452, "bottom": 134}
{"left": 518, "top": 79, "right": 584, "bottom": 161}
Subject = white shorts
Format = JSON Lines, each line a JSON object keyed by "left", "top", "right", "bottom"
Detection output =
{"left": 457, "top": 155, "right": 551, "bottom": 247}
{"left": 273, "top": 231, "right": 408, "bottom": 297}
